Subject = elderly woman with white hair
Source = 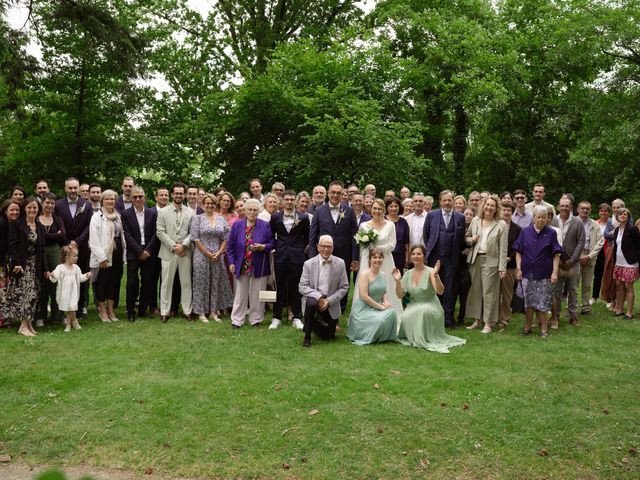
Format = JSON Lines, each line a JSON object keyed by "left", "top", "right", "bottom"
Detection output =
{"left": 227, "top": 198, "right": 274, "bottom": 327}
{"left": 89, "top": 189, "right": 126, "bottom": 322}
{"left": 513, "top": 205, "right": 562, "bottom": 338}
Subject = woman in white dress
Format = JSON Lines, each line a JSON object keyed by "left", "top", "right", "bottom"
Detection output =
{"left": 353, "top": 198, "right": 403, "bottom": 323}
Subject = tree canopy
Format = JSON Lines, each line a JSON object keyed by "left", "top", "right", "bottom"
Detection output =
{"left": 1, "top": 0, "right": 638, "bottom": 209}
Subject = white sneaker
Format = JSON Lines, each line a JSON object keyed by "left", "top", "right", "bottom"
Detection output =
{"left": 198, "top": 314, "right": 209, "bottom": 323}
{"left": 292, "top": 318, "right": 304, "bottom": 330}
{"left": 269, "top": 318, "right": 281, "bottom": 330}
{"left": 72, "top": 320, "right": 81, "bottom": 330}
{"left": 64, "top": 324, "right": 72, "bottom": 333}
{"left": 35, "top": 319, "right": 44, "bottom": 328}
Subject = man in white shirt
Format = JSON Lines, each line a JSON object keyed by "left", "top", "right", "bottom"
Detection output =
{"left": 405, "top": 193, "right": 427, "bottom": 247}
{"left": 525, "top": 183, "right": 555, "bottom": 216}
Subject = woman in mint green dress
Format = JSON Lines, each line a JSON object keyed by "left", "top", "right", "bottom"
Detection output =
{"left": 392, "top": 245, "right": 466, "bottom": 353}
{"left": 347, "top": 247, "right": 398, "bottom": 345}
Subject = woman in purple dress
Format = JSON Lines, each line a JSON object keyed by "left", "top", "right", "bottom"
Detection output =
{"left": 385, "top": 197, "right": 410, "bottom": 275}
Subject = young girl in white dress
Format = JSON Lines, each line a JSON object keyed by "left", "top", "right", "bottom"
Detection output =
{"left": 49, "top": 246, "right": 91, "bottom": 332}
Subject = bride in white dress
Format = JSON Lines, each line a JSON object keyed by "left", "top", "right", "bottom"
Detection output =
{"left": 353, "top": 199, "right": 404, "bottom": 326}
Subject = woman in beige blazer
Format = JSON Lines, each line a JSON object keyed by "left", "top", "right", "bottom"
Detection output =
{"left": 465, "top": 195, "right": 508, "bottom": 333}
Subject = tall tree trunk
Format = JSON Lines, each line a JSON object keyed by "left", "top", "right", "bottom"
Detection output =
{"left": 452, "top": 103, "right": 468, "bottom": 192}
{"left": 73, "top": 57, "right": 86, "bottom": 170}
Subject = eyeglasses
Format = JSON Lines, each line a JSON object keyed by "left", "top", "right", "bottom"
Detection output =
{"left": 132, "top": 195, "right": 144, "bottom": 199}
{"left": 318, "top": 244, "right": 333, "bottom": 249}
{"left": 515, "top": 196, "right": 525, "bottom": 200}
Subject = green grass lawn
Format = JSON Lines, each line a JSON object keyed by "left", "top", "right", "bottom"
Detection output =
{"left": 1, "top": 287, "right": 639, "bottom": 479}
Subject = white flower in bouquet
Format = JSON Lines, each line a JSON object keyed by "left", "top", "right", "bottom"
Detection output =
{"left": 354, "top": 225, "right": 379, "bottom": 248}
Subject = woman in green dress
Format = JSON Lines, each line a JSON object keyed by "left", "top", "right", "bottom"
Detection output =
{"left": 392, "top": 245, "right": 466, "bottom": 353}
{"left": 347, "top": 247, "right": 398, "bottom": 345}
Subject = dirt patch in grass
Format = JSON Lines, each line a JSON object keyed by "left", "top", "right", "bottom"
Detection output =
{"left": 0, "top": 462, "right": 199, "bottom": 480}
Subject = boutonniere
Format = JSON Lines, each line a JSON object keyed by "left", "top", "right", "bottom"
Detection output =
{"left": 77, "top": 205, "right": 85, "bottom": 215}
{"left": 293, "top": 213, "right": 300, "bottom": 228}
{"left": 337, "top": 208, "right": 345, "bottom": 223}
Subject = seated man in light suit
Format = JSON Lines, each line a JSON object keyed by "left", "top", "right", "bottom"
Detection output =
{"left": 156, "top": 182, "right": 195, "bottom": 322}
{"left": 299, "top": 235, "right": 349, "bottom": 347}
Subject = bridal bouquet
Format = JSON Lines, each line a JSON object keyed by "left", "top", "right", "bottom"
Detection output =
{"left": 354, "top": 225, "right": 379, "bottom": 248}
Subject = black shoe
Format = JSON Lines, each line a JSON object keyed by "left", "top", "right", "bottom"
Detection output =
{"left": 251, "top": 322, "right": 260, "bottom": 327}
{"left": 231, "top": 324, "right": 241, "bottom": 329}
{"left": 127, "top": 313, "right": 136, "bottom": 322}
{"left": 302, "top": 337, "right": 311, "bottom": 348}
{"left": 137, "top": 310, "right": 149, "bottom": 318}
{"left": 160, "top": 315, "right": 169, "bottom": 323}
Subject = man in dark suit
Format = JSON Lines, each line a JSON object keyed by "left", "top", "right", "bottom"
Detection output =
{"left": 423, "top": 189, "right": 466, "bottom": 328}
{"left": 269, "top": 190, "right": 310, "bottom": 330}
{"left": 351, "top": 192, "right": 371, "bottom": 227}
{"left": 308, "top": 180, "right": 359, "bottom": 313}
{"left": 54, "top": 176, "right": 94, "bottom": 318}
{"left": 115, "top": 176, "right": 135, "bottom": 214}
{"left": 122, "top": 187, "right": 158, "bottom": 321}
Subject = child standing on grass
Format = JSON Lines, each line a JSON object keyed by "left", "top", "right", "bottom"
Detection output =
{"left": 49, "top": 245, "right": 91, "bottom": 332}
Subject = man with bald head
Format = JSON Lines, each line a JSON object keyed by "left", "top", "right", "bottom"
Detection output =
{"left": 299, "top": 235, "right": 349, "bottom": 347}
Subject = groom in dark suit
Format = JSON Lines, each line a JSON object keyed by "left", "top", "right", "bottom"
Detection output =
{"left": 269, "top": 190, "right": 310, "bottom": 330}
{"left": 308, "top": 181, "right": 359, "bottom": 312}
{"left": 423, "top": 190, "right": 466, "bottom": 328}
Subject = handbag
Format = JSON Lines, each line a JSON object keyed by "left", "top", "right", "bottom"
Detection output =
{"left": 258, "top": 249, "right": 277, "bottom": 303}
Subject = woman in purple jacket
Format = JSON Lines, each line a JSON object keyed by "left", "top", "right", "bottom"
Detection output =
{"left": 227, "top": 199, "right": 274, "bottom": 328}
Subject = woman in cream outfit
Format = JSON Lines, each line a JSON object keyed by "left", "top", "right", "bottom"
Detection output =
{"left": 465, "top": 195, "right": 508, "bottom": 333}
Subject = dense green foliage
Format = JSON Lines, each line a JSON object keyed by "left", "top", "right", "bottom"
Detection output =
{"left": 1, "top": 0, "right": 638, "bottom": 207}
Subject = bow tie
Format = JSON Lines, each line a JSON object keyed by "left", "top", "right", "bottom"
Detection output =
{"left": 330, "top": 206, "right": 340, "bottom": 211}
{"left": 322, "top": 259, "right": 332, "bottom": 265}
{"left": 284, "top": 213, "right": 295, "bottom": 219}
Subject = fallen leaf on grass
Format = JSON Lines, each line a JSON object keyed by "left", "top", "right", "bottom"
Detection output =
{"left": 602, "top": 408, "right": 610, "bottom": 415}
{"left": 376, "top": 427, "right": 384, "bottom": 433}
{"left": 274, "top": 384, "right": 282, "bottom": 391}
{"left": 629, "top": 447, "right": 637, "bottom": 454}
{"left": 281, "top": 427, "right": 300, "bottom": 436}
{"left": 308, "top": 409, "right": 319, "bottom": 416}
{"left": 373, "top": 383, "right": 380, "bottom": 389}
{"left": 621, "top": 456, "right": 629, "bottom": 463}
{"left": 390, "top": 370, "right": 401, "bottom": 375}
{"left": 144, "top": 466, "right": 154, "bottom": 475}
{"left": 462, "top": 403, "right": 470, "bottom": 411}
{"left": 282, "top": 462, "right": 291, "bottom": 470}
{"left": 440, "top": 402, "right": 447, "bottom": 408}
{"left": 0, "top": 454, "right": 11, "bottom": 462}
{"left": 162, "top": 442, "right": 171, "bottom": 448}
{"left": 419, "top": 458, "right": 430, "bottom": 468}
{"left": 538, "top": 448, "right": 548, "bottom": 457}
{"left": 300, "top": 456, "right": 307, "bottom": 463}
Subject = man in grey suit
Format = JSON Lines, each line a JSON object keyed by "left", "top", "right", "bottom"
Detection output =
{"left": 551, "top": 195, "right": 585, "bottom": 328}
{"left": 299, "top": 235, "right": 349, "bottom": 347}
{"left": 156, "top": 182, "right": 195, "bottom": 322}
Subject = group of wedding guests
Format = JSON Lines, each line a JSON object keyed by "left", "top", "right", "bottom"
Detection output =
{"left": 0, "top": 178, "right": 638, "bottom": 350}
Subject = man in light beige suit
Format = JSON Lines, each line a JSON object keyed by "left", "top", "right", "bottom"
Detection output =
{"left": 156, "top": 182, "right": 195, "bottom": 322}
{"left": 577, "top": 201, "right": 604, "bottom": 315}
